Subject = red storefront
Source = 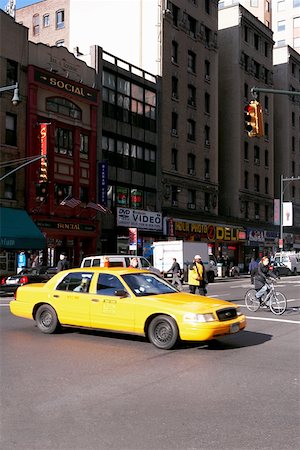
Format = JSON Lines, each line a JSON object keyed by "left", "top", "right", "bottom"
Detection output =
{"left": 26, "top": 66, "right": 99, "bottom": 267}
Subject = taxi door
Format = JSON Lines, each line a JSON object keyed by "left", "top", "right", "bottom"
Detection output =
{"left": 90, "top": 273, "right": 135, "bottom": 332}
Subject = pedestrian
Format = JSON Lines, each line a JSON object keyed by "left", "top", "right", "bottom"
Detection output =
{"left": 129, "top": 257, "right": 139, "bottom": 268}
{"left": 166, "top": 258, "right": 182, "bottom": 291}
{"left": 57, "top": 252, "right": 70, "bottom": 272}
{"left": 248, "top": 257, "right": 259, "bottom": 284}
{"left": 188, "top": 255, "right": 208, "bottom": 296}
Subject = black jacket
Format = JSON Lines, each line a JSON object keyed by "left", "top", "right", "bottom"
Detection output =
{"left": 254, "top": 262, "right": 276, "bottom": 290}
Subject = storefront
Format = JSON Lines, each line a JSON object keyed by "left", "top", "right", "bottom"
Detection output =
{"left": 0, "top": 207, "right": 46, "bottom": 276}
{"left": 165, "top": 217, "right": 246, "bottom": 270}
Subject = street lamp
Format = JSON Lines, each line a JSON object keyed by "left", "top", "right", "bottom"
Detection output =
{"left": 0, "top": 82, "right": 20, "bottom": 105}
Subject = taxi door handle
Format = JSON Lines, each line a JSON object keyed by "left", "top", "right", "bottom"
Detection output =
{"left": 53, "top": 294, "right": 59, "bottom": 298}
{"left": 91, "top": 298, "right": 99, "bottom": 302}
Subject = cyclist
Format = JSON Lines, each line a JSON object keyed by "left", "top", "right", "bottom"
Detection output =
{"left": 254, "top": 256, "right": 278, "bottom": 303}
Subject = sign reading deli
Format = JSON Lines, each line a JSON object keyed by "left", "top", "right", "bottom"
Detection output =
{"left": 173, "top": 220, "right": 246, "bottom": 242}
{"left": 34, "top": 69, "right": 97, "bottom": 103}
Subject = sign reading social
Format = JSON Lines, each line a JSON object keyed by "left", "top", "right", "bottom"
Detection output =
{"left": 117, "top": 208, "right": 162, "bottom": 231}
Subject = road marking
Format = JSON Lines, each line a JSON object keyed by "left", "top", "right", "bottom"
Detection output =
{"left": 245, "top": 316, "right": 300, "bottom": 324}
{"left": 0, "top": 304, "right": 10, "bottom": 307}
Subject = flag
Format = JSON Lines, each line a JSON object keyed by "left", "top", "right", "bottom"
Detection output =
{"left": 60, "top": 196, "right": 81, "bottom": 208}
{"left": 87, "top": 201, "right": 112, "bottom": 214}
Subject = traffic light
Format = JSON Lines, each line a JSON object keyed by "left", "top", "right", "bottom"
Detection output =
{"left": 244, "top": 100, "right": 264, "bottom": 137}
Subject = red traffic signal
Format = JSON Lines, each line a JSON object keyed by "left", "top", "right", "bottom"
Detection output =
{"left": 244, "top": 100, "right": 264, "bottom": 137}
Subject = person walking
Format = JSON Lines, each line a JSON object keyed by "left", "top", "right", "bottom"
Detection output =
{"left": 57, "top": 252, "right": 70, "bottom": 272}
{"left": 188, "top": 255, "right": 207, "bottom": 296}
{"left": 249, "top": 257, "right": 259, "bottom": 284}
{"left": 167, "top": 258, "right": 182, "bottom": 290}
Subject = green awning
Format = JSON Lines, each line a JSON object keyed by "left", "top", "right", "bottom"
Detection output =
{"left": 0, "top": 207, "right": 46, "bottom": 250}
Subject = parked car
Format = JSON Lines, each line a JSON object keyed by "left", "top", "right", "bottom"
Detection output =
{"left": 270, "top": 261, "right": 292, "bottom": 277}
{"left": 10, "top": 267, "right": 246, "bottom": 350}
{"left": 0, "top": 266, "right": 57, "bottom": 295}
{"left": 81, "top": 254, "right": 160, "bottom": 275}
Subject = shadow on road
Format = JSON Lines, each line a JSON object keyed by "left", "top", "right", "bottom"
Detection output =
{"left": 177, "top": 330, "right": 272, "bottom": 350}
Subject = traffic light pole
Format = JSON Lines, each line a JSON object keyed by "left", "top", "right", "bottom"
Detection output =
{"left": 279, "top": 175, "right": 300, "bottom": 254}
{"left": 251, "top": 87, "right": 300, "bottom": 97}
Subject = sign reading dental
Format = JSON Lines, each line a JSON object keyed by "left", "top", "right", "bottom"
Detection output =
{"left": 117, "top": 208, "right": 162, "bottom": 231}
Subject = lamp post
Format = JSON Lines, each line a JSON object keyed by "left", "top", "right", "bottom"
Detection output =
{"left": 0, "top": 82, "right": 20, "bottom": 105}
{"left": 279, "top": 175, "right": 300, "bottom": 254}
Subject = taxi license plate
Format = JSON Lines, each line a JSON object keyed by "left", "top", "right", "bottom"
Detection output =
{"left": 6, "top": 279, "right": 18, "bottom": 285}
{"left": 230, "top": 323, "right": 240, "bottom": 333}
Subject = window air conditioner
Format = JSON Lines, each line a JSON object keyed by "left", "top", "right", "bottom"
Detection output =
{"left": 188, "top": 203, "right": 196, "bottom": 209}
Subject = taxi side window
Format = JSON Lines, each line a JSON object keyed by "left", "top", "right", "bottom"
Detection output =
{"left": 97, "top": 273, "right": 125, "bottom": 296}
{"left": 140, "top": 257, "right": 150, "bottom": 268}
{"left": 56, "top": 272, "right": 92, "bottom": 292}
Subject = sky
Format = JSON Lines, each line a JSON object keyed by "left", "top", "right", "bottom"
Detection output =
{"left": 0, "top": 0, "right": 40, "bottom": 10}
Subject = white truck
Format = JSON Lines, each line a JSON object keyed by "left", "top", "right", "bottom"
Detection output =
{"left": 274, "top": 251, "right": 300, "bottom": 275}
{"left": 152, "top": 240, "right": 218, "bottom": 283}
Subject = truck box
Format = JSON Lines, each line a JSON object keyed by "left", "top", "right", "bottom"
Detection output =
{"left": 152, "top": 240, "right": 217, "bottom": 282}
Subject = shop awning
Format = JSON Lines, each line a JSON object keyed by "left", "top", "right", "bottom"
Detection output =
{"left": 0, "top": 207, "right": 46, "bottom": 250}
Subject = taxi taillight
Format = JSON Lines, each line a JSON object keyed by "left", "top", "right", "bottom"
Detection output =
{"left": 1, "top": 277, "right": 6, "bottom": 285}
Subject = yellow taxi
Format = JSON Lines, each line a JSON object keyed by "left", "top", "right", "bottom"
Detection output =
{"left": 10, "top": 267, "right": 246, "bottom": 349}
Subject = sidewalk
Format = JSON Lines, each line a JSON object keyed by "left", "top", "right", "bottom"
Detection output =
{"left": 214, "top": 273, "right": 251, "bottom": 283}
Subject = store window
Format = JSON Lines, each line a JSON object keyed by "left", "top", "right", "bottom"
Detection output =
{"left": 47, "top": 97, "right": 81, "bottom": 120}
{"left": 55, "top": 128, "right": 73, "bottom": 156}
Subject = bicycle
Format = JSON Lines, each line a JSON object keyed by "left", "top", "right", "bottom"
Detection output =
{"left": 244, "top": 280, "right": 287, "bottom": 315}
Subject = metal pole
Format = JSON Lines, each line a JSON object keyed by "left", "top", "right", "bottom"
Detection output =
{"left": 280, "top": 174, "right": 284, "bottom": 258}
{"left": 251, "top": 86, "right": 300, "bottom": 96}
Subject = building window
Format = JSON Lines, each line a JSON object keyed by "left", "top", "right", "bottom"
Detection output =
{"left": 55, "top": 128, "right": 73, "bottom": 156}
{"left": 170, "top": 3, "right": 179, "bottom": 27}
{"left": 187, "top": 153, "right": 195, "bottom": 174}
{"left": 292, "top": 161, "right": 295, "bottom": 176}
{"left": 294, "top": 0, "right": 300, "bottom": 7}
{"left": 278, "top": 1, "right": 285, "bottom": 11}
{"left": 265, "top": 205, "right": 269, "bottom": 221}
{"left": 188, "top": 84, "right": 196, "bottom": 106}
{"left": 2, "top": 169, "right": 16, "bottom": 200}
{"left": 204, "top": 26, "right": 211, "bottom": 46}
{"left": 171, "top": 185, "right": 179, "bottom": 204}
{"left": 254, "top": 145, "right": 260, "bottom": 162}
{"left": 254, "top": 174, "right": 260, "bottom": 192}
{"left": 47, "top": 97, "right": 82, "bottom": 120}
{"left": 294, "top": 16, "right": 300, "bottom": 28}
{"left": 80, "top": 134, "right": 89, "bottom": 159}
{"left": 187, "top": 50, "right": 196, "bottom": 73}
{"left": 172, "top": 40, "right": 178, "bottom": 63}
{"left": 43, "top": 14, "right": 50, "bottom": 27}
{"left": 172, "top": 112, "right": 178, "bottom": 135}
{"left": 294, "top": 37, "right": 300, "bottom": 48}
{"left": 205, "top": 125, "right": 210, "bottom": 145}
{"left": 171, "top": 148, "right": 178, "bottom": 171}
{"left": 254, "top": 203, "right": 260, "bottom": 218}
{"left": 205, "top": 60, "right": 210, "bottom": 79}
{"left": 250, "top": 0, "right": 258, "bottom": 6}
{"left": 265, "top": 149, "right": 269, "bottom": 167}
{"left": 5, "top": 113, "right": 17, "bottom": 146}
{"left": 245, "top": 201, "right": 249, "bottom": 219}
{"left": 172, "top": 76, "right": 178, "bottom": 98}
{"left": 55, "top": 183, "right": 73, "bottom": 205}
{"left": 244, "top": 83, "right": 248, "bottom": 99}
{"left": 265, "top": 177, "right": 269, "bottom": 194}
{"left": 277, "top": 20, "right": 286, "bottom": 32}
{"left": 204, "top": 192, "right": 210, "bottom": 211}
{"left": 6, "top": 59, "right": 18, "bottom": 85}
{"left": 56, "top": 40, "right": 65, "bottom": 47}
{"left": 205, "top": 0, "right": 210, "bottom": 14}
{"left": 264, "top": 42, "right": 269, "bottom": 57}
{"left": 188, "top": 189, "right": 196, "bottom": 207}
{"left": 292, "top": 136, "right": 295, "bottom": 152}
{"left": 264, "top": 96, "right": 269, "bottom": 112}
{"left": 187, "top": 119, "right": 196, "bottom": 141}
{"left": 292, "top": 111, "right": 295, "bottom": 126}
{"left": 32, "top": 13, "right": 39, "bottom": 35}
{"left": 56, "top": 9, "right": 65, "bottom": 29}
{"left": 264, "top": 68, "right": 269, "bottom": 84}
{"left": 204, "top": 159, "right": 210, "bottom": 179}
{"left": 277, "top": 39, "right": 286, "bottom": 47}
{"left": 254, "top": 61, "right": 260, "bottom": 78}
{"left": 254, "top": 34, "right": 259, "bottom": 50}
{"left": 265, "top": 122, "right": 269, "bottom": 140}
{"left": 244, "top": 26, "right": 248, "bottom": 42}
{"left": 244, "top": 171, "right": 249, "bottom": 189}
{"left": 188, "top": 15, "right": 197, "bottom": 38}
{"left": 205, "top": 93, "right": 210, "bottom": 114}
{"left": 244, "top": 142, "right": 249, "bottom": 160}
{"left": 80, "top": 186, "right": 89, "bottom": 204}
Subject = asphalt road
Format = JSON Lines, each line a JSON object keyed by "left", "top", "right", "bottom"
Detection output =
{"left": 1, "top": 277, "right": 299, "bottom": 450}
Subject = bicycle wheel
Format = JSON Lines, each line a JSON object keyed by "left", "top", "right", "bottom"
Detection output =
{"left": 269, "top": 291, "right": 287, "bottom": 315}
{"left": 244, "top": 289, "right": 260, "bottom": 311}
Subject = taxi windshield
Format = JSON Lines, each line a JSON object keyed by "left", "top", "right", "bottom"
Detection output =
{"left": 122, "top": 273, "right": 178, "bottom": 297}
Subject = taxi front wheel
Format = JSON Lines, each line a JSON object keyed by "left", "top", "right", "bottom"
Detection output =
{"left": 36, "top": 304, "right": 59, "bottom": 334}
{"left": 148, "top": 315, "right": 178, "bottom": 350}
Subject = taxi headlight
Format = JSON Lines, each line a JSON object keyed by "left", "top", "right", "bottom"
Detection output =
{"left": 236, "top": 307, "right": 242, "bottom": 316}
{"left": 183, "top": 312, "right": 216, "bottom": 323}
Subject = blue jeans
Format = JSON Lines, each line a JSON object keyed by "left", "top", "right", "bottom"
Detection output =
{"left": 255, "top": 284, "right": 268, "bottom": 299}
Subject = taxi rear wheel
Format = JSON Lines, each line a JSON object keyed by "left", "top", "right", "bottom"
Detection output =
{"left": 36, "top": 304, "right": 59, "bottom": 334}
{"left": 148, "top": 315, "right": 178, "bottom": 350}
